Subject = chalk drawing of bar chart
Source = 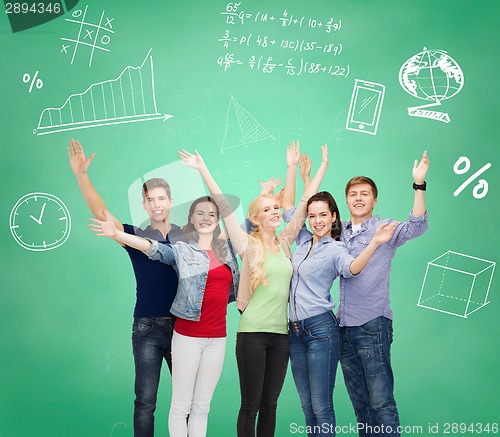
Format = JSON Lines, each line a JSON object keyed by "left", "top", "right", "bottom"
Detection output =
{"left": 34, "top": 49, "right": 172, "bottom": 135}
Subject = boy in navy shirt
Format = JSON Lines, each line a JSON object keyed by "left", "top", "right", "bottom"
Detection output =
{"left": 68, "top": 139, "right": 182, "bottom": 437}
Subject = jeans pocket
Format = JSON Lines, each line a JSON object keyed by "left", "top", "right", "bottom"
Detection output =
{"left": 359, "top": 317, "right": 383, "bottom": 337}
{"left": 306, "top": 320, "right": 336, "bottom": 339}
{"left": 133, "top": 319, "right": 155, "bottom": 337}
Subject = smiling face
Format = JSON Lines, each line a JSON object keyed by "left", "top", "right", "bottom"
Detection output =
{"left": 250, "top": 195, "right": 282, "bottom": 232}
{"left": 307, "top": 200, "right": 337, "bottom": 240}
{"left": 346, "top": 183, "right": 377, "bottom": 224}
{"left": 142, "top": 187, "right": 173, "bottom": 224}
{"left": 190, "top": 200, "right": 219, "bottom": 235}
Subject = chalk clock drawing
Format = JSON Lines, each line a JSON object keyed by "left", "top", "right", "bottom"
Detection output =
{"left": 34, "top": 49, "right": 172, "bottom": 135}
{"left": 9, "top": 193, "right": 71, "bottom": 251}
{"left": 399, "top": 48, "right": 464, "bottom": 123}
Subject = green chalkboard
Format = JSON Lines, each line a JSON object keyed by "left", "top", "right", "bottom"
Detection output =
{"left": 1, "top": 0, "right": 499, "bottom": 436}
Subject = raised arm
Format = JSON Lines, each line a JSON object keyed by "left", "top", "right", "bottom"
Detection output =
{"left": 89, "top": 210, "right": 151, "bottom": 251}
{"left": 303, "top": 145, "right": 328, "bottom": 198}
{"left": 280, "top": 144, "right": 329, "bottom": 245}
{"left": 89, "top": 211, "right": 177, "bottom": 264}
{"left": 178, "top": 150, "right": 248, "bottom": 256}
{"left": 281, "top": 141, "right": 300, "bottom": 211}
{"left": 411, "top": 150, "right": 429, "bottom": 217}
{"left": 67, "top": 139, "right": 124, "bottom": 233}
{"left": 349, "top": 222, "right": 398, "bottom": 274}
{"left": 299, "top": 153, "right": 312, "bottom": 192}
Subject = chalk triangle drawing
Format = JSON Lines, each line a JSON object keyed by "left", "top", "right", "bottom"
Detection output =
{"left": 34, "top": 49, "right": 172, "bottom": 135}
{"left": 221, "top": 96, "right": 273, "bottom": 153}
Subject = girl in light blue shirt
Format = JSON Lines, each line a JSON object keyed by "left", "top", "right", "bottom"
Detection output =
{"left": 285, "top": 188, "right": 395, "bottom": 437}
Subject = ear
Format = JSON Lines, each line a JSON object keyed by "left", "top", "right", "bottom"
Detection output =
{"left": 142, "top": 200, "right": 146, "bottom": 211}
{"left": 250, "top": 215, "right": 259, "bottom": 227}
{"left": 372, "top": 198, "right": 377, "bottom": 209}
{"left": 332, "top": 212, "right": 337, "bottom": 222}
{"left": 168, "top": 197, "right": 173, "bottom": 207}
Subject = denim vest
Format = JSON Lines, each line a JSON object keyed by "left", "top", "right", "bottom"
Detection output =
{"left": 147, "top": 239, "right": 240, "bottom": 321}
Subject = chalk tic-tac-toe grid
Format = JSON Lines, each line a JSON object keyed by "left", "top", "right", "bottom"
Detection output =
{"left": 60, "top": 5, "right": 114, "bottom": 67}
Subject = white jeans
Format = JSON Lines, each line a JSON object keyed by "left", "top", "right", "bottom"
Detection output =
{"left": 169, "top": 331, "right": 226, "bottom": 437}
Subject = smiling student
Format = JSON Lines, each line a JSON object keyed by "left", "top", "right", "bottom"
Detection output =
{"left": 177, "top": 142, "right": 329, "bottom": 437}
{"left": 339, "top": 151, "right": 429, "bottom": 437}
{"left": 89, "top": 195, "right": 239, "bottom": 437}
{"left": 67, "top": 139, "right": 182, "bottom": 437}
{"left": 285, "top": 154, "right": 397, "bottom": 437}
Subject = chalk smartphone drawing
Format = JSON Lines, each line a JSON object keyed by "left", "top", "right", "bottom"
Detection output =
{"left": 418, "top": 251, "right": 496, "bottom": 318}
{"left": 346, "top": 80, "right": 385, "bottom": 135}
{"left": 399, "top": 48, "right": 464, "bottom": 124}
{"left": 34, "top": 49, "right": 172, "bottom": 135}
{"left": 61, "top": 5, "right": 114, "bottom": 67}
{"left": 221, "top": 96, "right": 274, "bottom": 153}
{"left": 453, "top": 156, "right": 491, "bottom": 199}
{"left": 9, "top": 192, "right": 71, "bottom": 251}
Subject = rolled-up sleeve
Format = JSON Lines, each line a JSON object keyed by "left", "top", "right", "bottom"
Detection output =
{"left": 145, "top": 239, "right": 177, "bottom": 265}
{"left": 392, "top": 211, "right": 429, "bottom": 248}
{"left": 333, "top": 243, "right": 355, "bottom": 279}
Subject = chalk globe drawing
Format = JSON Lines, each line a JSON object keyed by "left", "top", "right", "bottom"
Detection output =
{"left": 399, "top": 48, "right": 464, "bottom": 103}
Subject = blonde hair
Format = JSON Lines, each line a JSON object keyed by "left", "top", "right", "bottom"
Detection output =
{"left": 246, "top": 194, "right": 278, "bottom": 292}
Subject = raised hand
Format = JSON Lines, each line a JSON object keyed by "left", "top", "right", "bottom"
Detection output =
{"left": 412, "top": 150, "right": 429, "bottom": 184}
{"left": 320, "top": 144, "right": 329, "bottom": 166}
{"left": 275, "top": 188, "right": 285, "bottom": 207}
{"left": 286, "top": 140, "right": 301, "bottom": 167}
{"left": 178, "top": 149, "right": 207, "bottom": 171}
{"left": 373, "top": 222, "right": 398, "bottom": 245}
{"left": 299, "top": 153, "right": 312, "bottom": 182}
{"left": 259, "top": 177, "right": 282, "bottom": 195}
{"left": 67, "top": 139, "right": 95, "bottom": 176}
{"left": 88, "top": 210, "right": 117, "bottom": 238}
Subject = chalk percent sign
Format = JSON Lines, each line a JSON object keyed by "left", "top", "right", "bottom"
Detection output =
{"left": 453, "top": 156, "right": 491, "bottom": 199}
{"left": 22, "top": 71, "right": 43, "bottom": 92}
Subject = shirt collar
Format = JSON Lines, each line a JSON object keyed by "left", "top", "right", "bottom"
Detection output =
{"left": 304, "top": 232, "right": 336, "bottom": 245}
{"left": 143, "top": 223, "right": 182, "bottom": 240}
{"left": 345, "top": 215, "right": 380, "bottom": 232}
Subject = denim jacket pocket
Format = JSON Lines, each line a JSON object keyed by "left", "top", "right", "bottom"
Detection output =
{"left": 184, "top": 256, "right": 201, "bottom": 266}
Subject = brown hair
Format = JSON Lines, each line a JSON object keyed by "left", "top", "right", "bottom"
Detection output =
{"left": 181, "top": 196, "right": 228, "bottom": 261}
{"left": 344, "top": 176, "right": 378, "bottom": 199}
{"left": 307, "top": 191, "right": 342, "bottom": 241}
{"left": 142, "top": 178, "right": 172, "bottom": 201}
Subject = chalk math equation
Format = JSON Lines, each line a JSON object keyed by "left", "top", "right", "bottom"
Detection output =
{"left": 218, "top": 2, "right": 350, "bottom": 77}
{"left": 217, "top": 54, "right": 350, "bottom": 77}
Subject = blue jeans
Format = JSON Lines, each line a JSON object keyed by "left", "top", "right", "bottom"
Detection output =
{"left": 340, "top": 317, "right": 400, "bottom": 437}
{"left": 289, "top": 311, "right": 340, "bottom": 437}
{"left": 132, "top": 317, "right": 175, "bottom": 437}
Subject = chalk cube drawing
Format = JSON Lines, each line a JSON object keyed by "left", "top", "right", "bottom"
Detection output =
{"left": 417, "top": 251, "right": 495, "bottom": 318}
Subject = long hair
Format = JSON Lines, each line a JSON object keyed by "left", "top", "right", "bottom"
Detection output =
{"left": 181, "top": 196, "right": 228, "bottom": 261}
{"left": 246, "top": 194, "right": 278, "bottom": 292}
{"left": 306, "top": 191, "right": 342, "bottom": 241}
